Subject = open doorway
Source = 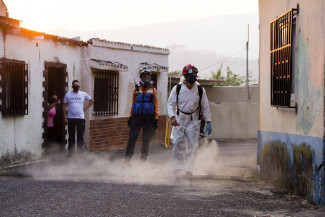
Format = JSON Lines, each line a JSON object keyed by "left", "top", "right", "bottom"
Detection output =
{"left": 151, "top": 72, "right": 157, "bottom": 89}
{"left": 43, "top": 62, "right": 68, "bottom": 154}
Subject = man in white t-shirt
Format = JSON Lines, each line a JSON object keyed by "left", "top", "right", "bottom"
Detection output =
{"left": 63, "top": 80, "right": 94, "bottom": 156}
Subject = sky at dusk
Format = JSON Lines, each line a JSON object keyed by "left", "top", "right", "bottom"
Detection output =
{"left": 5, "top": 0, "right": 258, "bottom": 32}
{"left": 4, "top": 0, "right": 259, "bottom": 76}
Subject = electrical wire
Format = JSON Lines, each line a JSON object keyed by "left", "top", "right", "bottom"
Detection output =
{"left": 222, "top": 50, "right": 245, "bottom": 70}
{"left": 199, "top": 48, "right": 246, "bottom": 73}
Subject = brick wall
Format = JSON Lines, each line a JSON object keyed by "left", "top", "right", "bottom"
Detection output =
{"left": 90, "top": 115, "right": 167, "bottom": 151}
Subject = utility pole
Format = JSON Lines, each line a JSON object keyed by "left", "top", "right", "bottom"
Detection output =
{"left": 246, "top": 24, "right": 250, "bottom": 100}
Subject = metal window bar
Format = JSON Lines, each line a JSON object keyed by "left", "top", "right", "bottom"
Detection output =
{"left": 0, "top": 59, "right": 28, "bottom": 116}
{"left": 270, "top": 9, "right": 297, "bottom": 107}
{"left": 93, "top": 70, "right": 118, "bottom": 117}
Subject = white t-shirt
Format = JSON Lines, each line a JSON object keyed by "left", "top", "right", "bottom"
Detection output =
{"left": 63, "top": 91, "right": 92, "bottom": 119}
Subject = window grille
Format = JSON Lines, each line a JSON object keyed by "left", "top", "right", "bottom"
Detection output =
{"left": 0, "top": 59, "right": 28, "bottom": 116}
{"left": 270, "top": 9, "right": 298, "bottom": 107}
{"left": 93, "top": 70, "right": 119, "bottom": 117}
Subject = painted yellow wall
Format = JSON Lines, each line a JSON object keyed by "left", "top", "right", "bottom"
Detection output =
{"left": 259, "top": 0, "right": 325, "bottom": 138}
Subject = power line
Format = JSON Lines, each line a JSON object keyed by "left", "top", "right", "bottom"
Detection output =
{"left": 199, "top": 48, "right": 246, "bottom": 72}
{"left": 222, "top": 54, "right": 245, "bottom": 70}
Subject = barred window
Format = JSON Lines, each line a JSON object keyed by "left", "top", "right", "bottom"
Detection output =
{"left": 270, "top": 9, "right": 298, "bottom": 107}
{"left": 93, "top": 70, "right": 119, "bottom": 117}
{"left": 0, "top": 59, "right": 28, "bottom": 116}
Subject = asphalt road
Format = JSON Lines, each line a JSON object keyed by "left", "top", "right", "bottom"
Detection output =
{"left": 0, "top": 139, "right": 324, "bottom": 217}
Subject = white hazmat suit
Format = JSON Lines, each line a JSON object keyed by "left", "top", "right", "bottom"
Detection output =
{"left": 167, "top": 81, "right": 211, "bottom": 173}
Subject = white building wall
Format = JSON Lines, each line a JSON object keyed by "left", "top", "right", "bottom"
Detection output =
{"left": 81, "top": 40, "right": 169, "bottom": 148}
{"left": 0, "top": 31, "right": 169, "bottom": 159}
{"left": 0, "top": 30, "right": 82, "bottom": 159}
{"left": 86, "top": 39, "right": 169, "bottom": 119}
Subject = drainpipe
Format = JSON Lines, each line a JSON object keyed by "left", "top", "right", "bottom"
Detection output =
{"left": 246, "top": 24, "right": 250, "bottom": 100}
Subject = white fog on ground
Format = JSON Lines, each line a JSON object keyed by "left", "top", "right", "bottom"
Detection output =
{"left": 24, "top": 139, "right": 256, "bottom": 186}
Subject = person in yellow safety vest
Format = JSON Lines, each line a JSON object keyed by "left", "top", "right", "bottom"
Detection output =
{"left": 167, "top": 64, "right": 212, "bottom": 176}
{"left": 125, "top": 67, "right": 159, "bottom": 165}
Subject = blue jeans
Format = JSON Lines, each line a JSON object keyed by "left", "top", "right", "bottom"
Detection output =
{"left": 68, "top": 118, "right": 85, "bottom": 153}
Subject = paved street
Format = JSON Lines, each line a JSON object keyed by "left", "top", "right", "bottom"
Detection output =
{"left": 0, "top": 139, "right": 324, "bottom": 216}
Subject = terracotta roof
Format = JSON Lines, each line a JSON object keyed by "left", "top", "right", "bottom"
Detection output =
{"left": 0, "top": 16, "right": 87, "bottom": 46}
{"left": 0, "top": 17, "right": 169, "bottom": 51}
{"left": 0, "top": 16, "right": 19, "bottom": 27}
{"left": 22, "top": 28, "right": 88, "bottom": 46}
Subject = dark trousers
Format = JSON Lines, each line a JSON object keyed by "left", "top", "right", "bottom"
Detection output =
{"left": 68, "top": 118, "right": 85, "bottom": 152}
{"left": 47, "top": 127, "right": 56, "bottom": 144}
{"left": 125, "top": 115, "right": 153, "bottom": 161}
{"left": 45, "top": 126, "right": 56, "bottom": 153}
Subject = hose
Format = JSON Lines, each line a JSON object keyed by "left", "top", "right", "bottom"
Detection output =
{"left": 164, "top": 117, "right": 207, "bottom": 149}
{"left": 164, "top": 118, "right": 172, "bottom": 148}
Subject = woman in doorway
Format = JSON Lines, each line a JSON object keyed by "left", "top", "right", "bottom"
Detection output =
{"left": 47, "top": 94, "right": 61, "bottom": 153}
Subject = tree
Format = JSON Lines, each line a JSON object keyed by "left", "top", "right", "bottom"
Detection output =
{"left": 210, "top": 64, "right": 254, "bottom": 86}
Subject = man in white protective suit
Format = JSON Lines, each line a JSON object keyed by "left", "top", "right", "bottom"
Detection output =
{"left": 167, "top": 64, "right": 212, "bottom": 176}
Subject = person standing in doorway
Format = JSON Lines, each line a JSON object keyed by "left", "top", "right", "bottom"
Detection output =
{"left": 125, "top": 68, "right": 159, "bottom": 165}
{"left": 167, "top": 64, "right": 212, "bottom": 176}
{"left": 46, "top": 94, "right": 61, "bottom": 153}
{"left": 63, "top": 80, "right": 94, "bottom": 157}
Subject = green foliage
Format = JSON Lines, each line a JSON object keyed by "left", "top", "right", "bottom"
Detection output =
{"left": 210, "top": 64, "right": 255, "bottom": 86}
{"left": 168, "top": 70, "right": 182, "bottom": 77}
